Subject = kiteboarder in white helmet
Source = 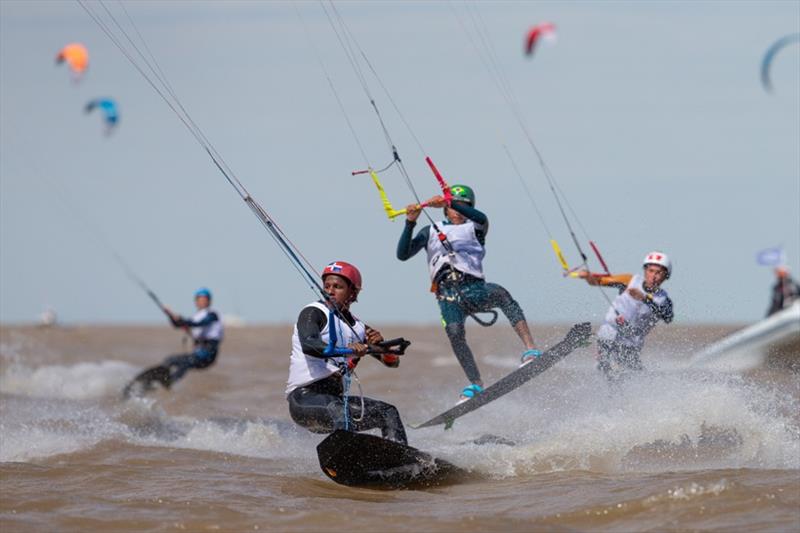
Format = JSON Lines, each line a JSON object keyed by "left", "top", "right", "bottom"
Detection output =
{"left": 579, "top": 251, "right": 674, "bottom": 381}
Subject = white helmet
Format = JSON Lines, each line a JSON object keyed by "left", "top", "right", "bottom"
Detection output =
{"left": 643, "top": 251, "right": 672, "bottom": 279}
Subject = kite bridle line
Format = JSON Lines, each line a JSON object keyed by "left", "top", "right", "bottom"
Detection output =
{"left": 4, "top": 141, "right": 190, "bottom": 326}
{"left": 314, "top": 1, "right": 502, "bottom": 327}
{"left": 450, "top": 2, "right": 611, "bottom": 276}
{"left": 448, "top": 1, "right": 622, "bottom": 314}
{"left": 315, "top": 1, "right": 453, "bottom": 230}
{"left": 318, "top": 0, "right": 459, "bottom": 256}
{"left": 78, "top": 0, "right": 378, "bottom": 337}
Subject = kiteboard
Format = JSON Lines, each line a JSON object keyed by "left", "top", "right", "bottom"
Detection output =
{"left": 316, "top": 430, "right": 467, "bottom": 489}
{"left": 412, "top": 322, "right": 592, "bottom": 430}
{"left": 122, "top": 365, "right": 172, "bottom": 399}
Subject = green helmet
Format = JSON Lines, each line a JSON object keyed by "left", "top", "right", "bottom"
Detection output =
{"left": 449, "top": 184, "right": 475, "bottom": 206}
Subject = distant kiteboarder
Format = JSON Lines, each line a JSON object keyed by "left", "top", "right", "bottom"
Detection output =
{"left": 767, "top": 266, "right": 800, "bottom": 317}
{"left": 123, "top": 287, "right": 223, "bottom": 398}
{"left": 579, "top": 252, "right": 674, "bottom": 381}
{"left": 397, "top": 185, "right": 541, "bottom": 404}
{"left": 286, "top": 262, "right": 409, "bottom": 445}
{"left": 38, "top": 306, "right": 58, "bottom": 328}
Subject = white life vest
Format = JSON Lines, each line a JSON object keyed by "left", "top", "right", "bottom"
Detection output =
{"left": 285, "top": 301, "right": 366, "bottom": 395}
{"left": 425, "top": 221, "right": 486, "bottom": 282}
{"left": 191, "top": 307, "right": 223, "bottom": 342}
{"left": 597, "top": 274, "right": 670, "bottom": 350}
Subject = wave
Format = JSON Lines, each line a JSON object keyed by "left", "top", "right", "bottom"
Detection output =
{"left": 2, "top": 357, "right": 797, "bottom": 475}
{"left": 0, "top": 360, "right": 138, "bottom": 400}
{"left": 415, "top": 369, "right": 800, "bottom": 475}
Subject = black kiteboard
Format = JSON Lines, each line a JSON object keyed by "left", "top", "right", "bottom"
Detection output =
{"left": 412, "top": 322, "right": 592, "bottom": 430}
{"left": 122, "top": 365, "right": 172, "bottom": 399}
{"left": 316, "top": 430, "right": 466, "bottom": 489}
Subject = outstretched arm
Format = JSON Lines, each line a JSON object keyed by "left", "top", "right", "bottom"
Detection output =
{"left": 581, "top": 272, "right": 632, "bottom": 293}
{"left": 451, "top": 202, "right": 488, "bottom": 226}
{"left": 396, "top": 221, "right": 430, "bottom": 261}
{"left": 172, "top": 311, "right": 219, "bottom": 328}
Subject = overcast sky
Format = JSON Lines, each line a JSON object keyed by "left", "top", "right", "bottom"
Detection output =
{"left": 1, "top": 1, "right": 798, "bottom": 325}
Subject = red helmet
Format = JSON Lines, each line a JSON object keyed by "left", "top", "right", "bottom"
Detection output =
{"left": 322, "top": 261, "right": 362, "bottom": 292}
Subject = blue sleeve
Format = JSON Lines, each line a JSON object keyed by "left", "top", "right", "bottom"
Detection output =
{"left": 452, "top": 203, "right": 488, "bottom": 245}
{"left": 397, "top": 221, "right": 430, "bottom": 261}
{"left": 175, "top": 311, "right": 219, "bottom": 328}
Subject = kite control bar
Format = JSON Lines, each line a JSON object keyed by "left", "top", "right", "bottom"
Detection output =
{"left": 353, "top": 156, "right": 453, "bottom": 220}
{"left": 366, "top": 337, "right": 411, "bottom": 356}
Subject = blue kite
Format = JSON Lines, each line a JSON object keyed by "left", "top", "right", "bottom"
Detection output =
{"left": 85, "top": 98, "right": 119, "bottom": 135}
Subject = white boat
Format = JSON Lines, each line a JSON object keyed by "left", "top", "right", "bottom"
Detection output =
{"left": 691, "top": 301, "right": 800, "bottom": 371}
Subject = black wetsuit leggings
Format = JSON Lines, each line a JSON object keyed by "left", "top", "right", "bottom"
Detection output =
{"left": 287, "top": 376, "right": 408, "bottom": 445}
{"left": 437, "top": 274, "right": 527, "bottom": 384}
{"left": 163, "top": 348, "right": 217, "bottom": 383}
{"left": 131, "top": 345, "right": 217, "bottom": 390}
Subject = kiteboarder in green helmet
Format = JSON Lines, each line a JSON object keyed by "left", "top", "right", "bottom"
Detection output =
{"left": 397, "top": 184, "right": 542, "bottom": 404}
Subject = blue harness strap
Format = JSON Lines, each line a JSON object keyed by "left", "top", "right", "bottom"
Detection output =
{"left": 324, "top": 308, "right": 352, "bottom": 431}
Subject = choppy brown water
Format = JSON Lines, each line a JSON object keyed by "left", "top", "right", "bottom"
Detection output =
{"left": 1, "top": 323, "right": 799, "bottom": 532}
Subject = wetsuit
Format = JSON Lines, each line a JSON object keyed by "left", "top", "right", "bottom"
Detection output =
{"left": 767, "top": 276, "right": 800, "bottom": 316}
{"left": 396, "top": 203, "right": 527, "bottom": 384}
{"left": 162, "top": 308, "right": 223, "bottom": 382}
{"left": 125, "top": 308, "right": 223, "bottom": 395}
{"left": 286, "top": 301, "right": 407, "bottom": 445}
{"left": 594, "top": 274, "right": 673, "bottom": 379}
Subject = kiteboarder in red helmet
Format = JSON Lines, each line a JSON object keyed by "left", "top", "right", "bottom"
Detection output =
{"left": 580, "top": 251, "right": 674, "bottom": 380}
{"left": 285, "top": 261, "right": 408, "bottom": 444}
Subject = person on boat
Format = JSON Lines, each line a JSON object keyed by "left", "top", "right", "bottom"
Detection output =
{"left": 286, "top": 261, "right": 408, "bottom": 445}
{"left": 397, "top": 185, "right": 540, "bottom": 403}
{"left": 767, "top": 266, "right": 800, "bottom": 316}
{"left": 579, "top": 252, "right": 674, "bottom": 380}
{"left": 123, "top": 287, "right": 223, "bottom": 397}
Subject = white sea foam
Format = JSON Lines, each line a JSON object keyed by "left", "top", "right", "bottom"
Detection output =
{"left": 1, "top": 392, "right": 308, "bottom": 464}
{"left": 416, "top": 368, "right": 800, "bottom": 476}
{"left": 0, "top": 397, "right": 128, "bottom": 462}
{"left": 0, "top": 360, "right": 138, "bottom": 399}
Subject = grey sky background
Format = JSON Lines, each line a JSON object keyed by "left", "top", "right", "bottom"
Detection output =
{"left": 1, "top": 1, "right": 798, "bottom": 325}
